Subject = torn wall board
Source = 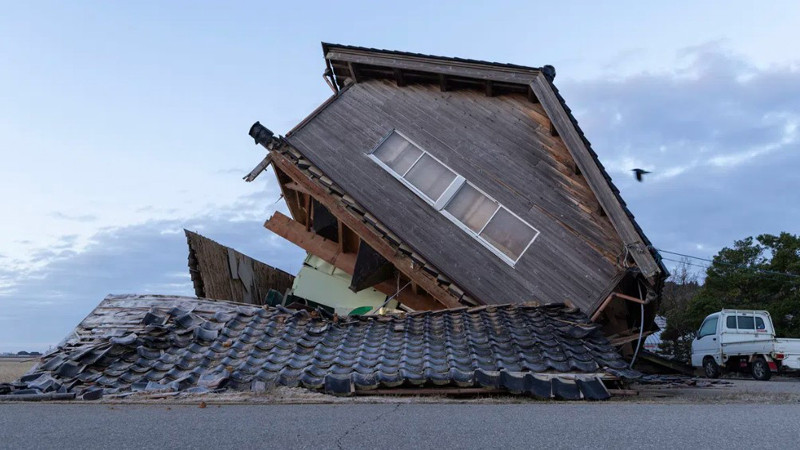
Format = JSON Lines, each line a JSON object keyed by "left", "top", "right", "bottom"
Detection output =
{"left": 8, "top": 295, "right": 635, "bottom": 400}
{"left": 185, "top": 230, "right": 294, "bottom": 305}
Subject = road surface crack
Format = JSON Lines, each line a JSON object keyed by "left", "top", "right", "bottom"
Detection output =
{"left": 335, "top": 403, "right": 402, "bottom": 449}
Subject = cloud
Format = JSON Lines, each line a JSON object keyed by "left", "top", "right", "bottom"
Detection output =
{"left": 562, "top": 43, "right": 800, "bottom": 274}
{"left": 49, "top": 212, "right": 98, "bottom": 222}
{"left": 0, "top": 185, "right": 305, "bottom": 352}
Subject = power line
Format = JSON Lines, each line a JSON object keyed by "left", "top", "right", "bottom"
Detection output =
{"left": 656, "top": 248, "right": 800, "bottom": 279}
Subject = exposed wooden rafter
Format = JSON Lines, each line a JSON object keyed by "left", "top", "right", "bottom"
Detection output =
{"left": 265, "top": 212, "right": 443, "bottom": 311}
{"left": 269, "top": 150, "right": 462, "bottom": 308}
{"left": 393, "top": 68, "right": 406, "bottom": 87}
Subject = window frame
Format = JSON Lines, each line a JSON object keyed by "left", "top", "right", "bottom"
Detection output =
{"left": 368, "top": 129, "right": 540, "bottom": 266}
{"left": 698, "top": 316, "right": 719, "bottom": 338}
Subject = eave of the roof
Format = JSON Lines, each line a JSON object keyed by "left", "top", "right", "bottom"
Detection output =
{"left": 322, "top": 42, "right": 544, "bottom": 73}
{"left": 322, "top": 42, "right": 545, "bottom": 87}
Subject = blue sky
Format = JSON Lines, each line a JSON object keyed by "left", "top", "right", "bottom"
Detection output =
{"left": 1, "top": 1, "right": 799, "bottom": 351}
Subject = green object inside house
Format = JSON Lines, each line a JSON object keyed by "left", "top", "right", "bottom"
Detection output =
{"left": 348, "top": 306, "right": 373, "bottom": 316}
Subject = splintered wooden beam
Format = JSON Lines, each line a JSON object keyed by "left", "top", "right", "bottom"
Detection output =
{"left": 264, "top": 212, "right": 443, "bottom": 311}
{"left": 244, "top": 153, "right": 273, "bottom": 182}
{"left": 270, "top": 151, "right": 461, "bottom": 308}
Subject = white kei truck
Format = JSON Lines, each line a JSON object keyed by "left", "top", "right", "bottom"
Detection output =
{"left": 691, "top": 309, "right": 800, "bottom": 380}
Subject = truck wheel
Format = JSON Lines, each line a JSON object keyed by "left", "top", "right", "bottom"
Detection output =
{"left": 703, "top": 356, "right": 721, "bottom": 379}
{"left": 751, "top": 357, "right": 772, "bottom": 381}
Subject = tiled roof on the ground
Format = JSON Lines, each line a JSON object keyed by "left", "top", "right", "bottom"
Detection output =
{"left": 4, "top": 295, "right": 636, "bottom": 400}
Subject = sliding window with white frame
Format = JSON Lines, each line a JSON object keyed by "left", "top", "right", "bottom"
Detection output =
{"left": 369, "top": 130, "right": 540, "bottom": 265}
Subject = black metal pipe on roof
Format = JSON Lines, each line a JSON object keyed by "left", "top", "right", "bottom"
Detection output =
{"left": 249, "top": 121, "right": 274, "bottom": 146}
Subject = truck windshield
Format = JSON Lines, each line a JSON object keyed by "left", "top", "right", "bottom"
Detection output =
{"left": 698, "top": 317, "right": 718, "bottom": 337}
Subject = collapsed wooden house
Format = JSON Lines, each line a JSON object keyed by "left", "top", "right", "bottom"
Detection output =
{"left": 246, "top": 44, "right": 668, "bottom": 346}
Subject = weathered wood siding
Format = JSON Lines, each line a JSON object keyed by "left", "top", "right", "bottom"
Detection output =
{"left": 186, "top": 230, "right": 295, "bottom": 305}
{"left": 286, "top": 80, "right": 624, "bottom": 311}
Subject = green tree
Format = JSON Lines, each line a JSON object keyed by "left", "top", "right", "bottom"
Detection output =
{"left": 689, "top": 232, "right": 800, "bottom": 337}
{"left": 658, "top": 259, "right": 701, "bottom": 362}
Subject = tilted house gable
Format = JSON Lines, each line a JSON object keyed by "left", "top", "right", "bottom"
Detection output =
{"left": 248, "top": 44, "right": 667, "bottom": 334}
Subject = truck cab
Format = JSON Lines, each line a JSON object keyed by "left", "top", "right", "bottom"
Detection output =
{"left": 691, "top": 309, "right": 784, "bottom": 380}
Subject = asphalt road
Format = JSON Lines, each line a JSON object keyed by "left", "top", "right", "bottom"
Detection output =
{"left": 2, "top": 403, "right": 800, "bottom": 449}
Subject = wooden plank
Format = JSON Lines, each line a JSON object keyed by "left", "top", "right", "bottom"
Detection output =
{"left": 393, "top": 68, "right": 406, "bottom": 87}
{"left": 638, "top": 351, "right": 695, "bottom": 376}
{"left": 610, "top": 330, "right": 654, "bottom": 346}
{"left": 354, "top": 388, "right": 505, "bottom": 396}
{"left": 243, "top": 153, "right": 272, "bottom": 182}
{"left": 325, "top": 49, "right": 540, "bottom": 85}
{"left": 284, "top": 181, "right": 312, "bottom": 196}
{"left": 529, "top": 74, "right": 662, "bottom": 282}
{"left": 347, "top": 62, "right": 360, "bottom": 83}
{"left": 264, "top": 212, "right": 443, "bottom": 311}
{"left": 607, "top": 389, "right": 638, "bottom": 396}
{"left": 485, "top": 80, "right": 494, "bottom": 97}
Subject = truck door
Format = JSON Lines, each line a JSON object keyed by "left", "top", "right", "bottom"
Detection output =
{"left": 692, "top": 315, "right": 721, "bottom": 366}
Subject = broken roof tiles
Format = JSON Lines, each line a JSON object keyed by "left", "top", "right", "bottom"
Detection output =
{"left": 6, "top": 295, "right": 636, "bottom": 400}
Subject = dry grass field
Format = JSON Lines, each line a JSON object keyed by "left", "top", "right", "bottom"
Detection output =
{"left": 0, "top": 357, "right": 37, "bottom": 383}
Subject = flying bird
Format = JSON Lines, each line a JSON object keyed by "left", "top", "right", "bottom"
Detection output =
{"left": 632, "top": 168, "right": 651, "bottom": 182}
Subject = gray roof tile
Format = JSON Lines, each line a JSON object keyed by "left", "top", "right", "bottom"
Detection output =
{"left": 8, "top": 295, "right": 635, "bottom": 400}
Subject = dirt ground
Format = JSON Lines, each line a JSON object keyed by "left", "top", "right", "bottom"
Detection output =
{"left": 0, "top": 358, "right": 36, "bottom": 383}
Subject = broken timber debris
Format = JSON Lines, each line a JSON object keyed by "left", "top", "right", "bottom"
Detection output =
{"left": 185, "top": 230, "right": 294, "bottom": 305}
{"left": 4, "top": 294, "right": 639, "bottom": 401}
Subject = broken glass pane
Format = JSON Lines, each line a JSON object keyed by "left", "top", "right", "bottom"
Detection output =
{"left": 445, "top": 183, "right": 498, "bottom": 232}
{"left": 480, "top": 208, "right": 537, "bottom": 261}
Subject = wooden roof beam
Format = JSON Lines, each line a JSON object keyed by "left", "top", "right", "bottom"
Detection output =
{"left": 393, "top": 68, "right": 406, "bottom": 87}
{"left": 265, "top": 212, "right": 443, "bottom": 311}
{"left": 347, "top": 62, "right": 360, "bottom": 83}
{"left": 325, "top": 48, "right": 541, "bottom": 85}
{"left": 269, "top": 150, "right": 462, "bottom": 308}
